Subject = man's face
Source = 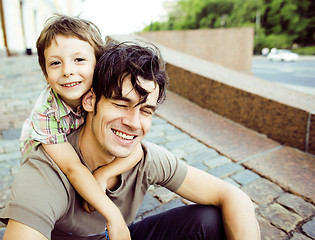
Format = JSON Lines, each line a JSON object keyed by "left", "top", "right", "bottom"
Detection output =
{"left": 90, "top": 75, "right": 159, "bottom": 158}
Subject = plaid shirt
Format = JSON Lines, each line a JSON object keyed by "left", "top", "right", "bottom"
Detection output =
{"left": 20, "top": 87, "right": 86, "bottom": 159}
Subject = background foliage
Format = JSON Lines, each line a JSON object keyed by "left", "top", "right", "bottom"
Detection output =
{"left": 142, "top": 0, "right": 315, "bottom": 54}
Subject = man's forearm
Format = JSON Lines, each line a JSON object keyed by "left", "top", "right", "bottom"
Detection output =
{"left": 221, "top": 189, "right": 260, "bottom": 240}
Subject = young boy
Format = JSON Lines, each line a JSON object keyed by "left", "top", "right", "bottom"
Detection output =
{"left": 20, "top": 15, "right": 141, "bottom": 239}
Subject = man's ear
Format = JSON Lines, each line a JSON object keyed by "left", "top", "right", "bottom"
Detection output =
{"left": 82, "top": 88, "right": 95, "bottom": 112}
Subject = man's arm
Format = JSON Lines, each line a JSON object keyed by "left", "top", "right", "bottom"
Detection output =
{"left": 175, "top": 166, "right": 260, "bottom": 240}
{"left": 3, "top": 219, "right": 48, "bottom": 240}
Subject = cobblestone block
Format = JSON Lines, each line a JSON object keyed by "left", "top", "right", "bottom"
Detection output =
{"left": 145, "top": 130, "right": 164, "bottom": 139}
{"left": 165, "top": 138, "right": 200, "bottom": 151}
{"left": 0, "top": 176, "right": 14, "bottom": 191}
{"left": 277, "top": 193, "right": 315, "bottom": 218}
{"left": 0, "top": 166, "right": 10, "bottom": 178}
{"left": 231, "top": 169, "right": 260, "bottom": 186}
{"left": 189, "top": 161, "right": 209, "bottom": 171}
{"left": 290, "top": 232, "right": 312, "bottom": 240}
{"left": 1, "top": 128, "right": 21, "bottom": 141}
{"left": 0, "top": 140, "right": 19, "bottom": 153}
{"left": 203, "top": 155, "right": 231, "bottom": 169}
{"left": 302, "top": 217, "right": 315, "bottom": 239}
{"left": 140, "top": 198, "right": 185, "bottom": 220}
{"left": 184, "top": 148, "right": 218, "bottom": 164}
{"left": 0, "top": 188, "right": 10, "bottom": 208}
{"left": 152, "top": 116, "right": 167, "bottom": 125}
{"left": 0, "top": 227, "right": 5, "bottom": 239}
{"left": 208, "top": 163, "right": 244, "bottom": 178}
{"left": 184, "top": 142, "right": 207, "bottom": 154}
{"left": 257, "top": 215, "right": 287, "bottom": 240}
{"left": 241, "top": 178, "right": 283, "bottom": 205}
{"left": 164, "top": 132, "right": 191, "bottom": 142}
{"left": 148, "top": 186, "right": 178, "bottom": 203}
{"left": 0, "top": 152, "right": 22, "bottom": 162}
{"left": 145, "top": 136, "right": 167, "bottom": 145}
{"left": 223, "top": 177, "right": 241, "bottom": 188}
{"left": 150, "top": 123, "right": 173, "bottom": 132}
{"left": 136, "top": 193, "right": 161, "bottom": 218}
{"left": 260, "top": 203, "right": 302, "bottom": 232}
{"left": 170, "top": 149, "right": 187, "bottom": 159}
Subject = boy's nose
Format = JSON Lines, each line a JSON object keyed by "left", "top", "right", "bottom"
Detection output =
{"left": 63, "top": 64, "right": 74, "bottom": 77}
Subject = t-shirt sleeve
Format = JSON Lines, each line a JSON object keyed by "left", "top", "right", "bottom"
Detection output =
{"left": 0, "top": 154, "right": 69, "bottom": 239}
{"left": 144, "top": 141, "right": 188, "bottom": 192}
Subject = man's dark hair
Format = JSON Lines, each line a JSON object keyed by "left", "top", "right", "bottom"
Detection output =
{"left": 92, "top": 41, "right": 168, "bottom": 113}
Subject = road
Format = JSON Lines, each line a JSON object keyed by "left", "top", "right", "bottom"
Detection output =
{"left": 252, "top": 56, "right": 315, "bottom": 96}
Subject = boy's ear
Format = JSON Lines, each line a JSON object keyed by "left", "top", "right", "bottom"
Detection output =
{"left": 82, "top": 88, "right": 95, "bottom": 112}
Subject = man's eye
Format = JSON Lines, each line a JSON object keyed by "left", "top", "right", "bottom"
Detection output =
{"left": 142, "top": 109, "right": 154, "bottom": 115}
{"left": 114, "top": 103, "right": 128, "bottom": 108}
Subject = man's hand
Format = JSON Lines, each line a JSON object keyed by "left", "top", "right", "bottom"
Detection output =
{"left": 3, "top": 219, "right": 48, "bottom": 240}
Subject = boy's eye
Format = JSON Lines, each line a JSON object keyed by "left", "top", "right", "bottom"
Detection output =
{"left": 75, "top": 58, "right": 85, "bottom": 62}
{"left": 50, "top": 61, "right": 60, "bottom": 66}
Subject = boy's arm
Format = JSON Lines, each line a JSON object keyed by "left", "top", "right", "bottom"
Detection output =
{"left": 43, "top": 142, "right": 130, "bottom": 239}
{"left": 93, "top": 143, "right": 143, "bottom": 186}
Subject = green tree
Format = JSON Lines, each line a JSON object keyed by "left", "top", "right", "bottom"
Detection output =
{"left": 142, "top": 0, "right": 315, "bottom": 48}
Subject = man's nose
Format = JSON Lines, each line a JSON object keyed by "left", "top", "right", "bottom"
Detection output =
{"left": 122, "top": 108, "right": 141, "bottom": 130}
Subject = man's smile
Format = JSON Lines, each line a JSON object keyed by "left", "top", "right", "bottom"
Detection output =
{"left": 112, "top": 129, "right": 137, "bottom": 140}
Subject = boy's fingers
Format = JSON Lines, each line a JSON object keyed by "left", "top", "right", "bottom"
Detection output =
{"left": 82, "top": 201, "right": 91, "bottom": 213}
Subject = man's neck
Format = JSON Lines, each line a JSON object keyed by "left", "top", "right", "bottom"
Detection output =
{"left": 78, "top": 125, "right": 115, "bottom": 172}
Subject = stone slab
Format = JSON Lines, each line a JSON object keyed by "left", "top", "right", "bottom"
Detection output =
{"left": 241, "top": 178, "right": 283, "bottom": 205}
{"left": 243, "top": 146, "right": 315, "bottom": 203}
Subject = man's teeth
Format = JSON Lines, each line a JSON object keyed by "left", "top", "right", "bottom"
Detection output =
{"left": 63, "top": 82, "right": 80, "bottom": 87}
{"left": 113, "top": 130, "right": 134, "bottom": 140}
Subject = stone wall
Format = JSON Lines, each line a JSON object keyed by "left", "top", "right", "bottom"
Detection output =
{"left": 138, "top": 28, "right": 254, "bottom": 73}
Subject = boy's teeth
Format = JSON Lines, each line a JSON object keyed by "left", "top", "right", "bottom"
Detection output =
{"left": 113, "top": 130, "right": 134, "bottom": 140}
{"left": 63, "top": 82, "right": 79, "bottom": 87}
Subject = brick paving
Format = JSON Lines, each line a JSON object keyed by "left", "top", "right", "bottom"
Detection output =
{"left": 0, "top": 55, "right": 314, "bottom": 239}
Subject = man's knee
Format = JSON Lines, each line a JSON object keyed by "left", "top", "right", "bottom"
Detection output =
{"left": 186, "top": 204, "right": 225, "bottom": 239}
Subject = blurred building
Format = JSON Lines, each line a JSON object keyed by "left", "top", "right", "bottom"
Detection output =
{"left": 0, "top": 0, "right": 84, "bottom": 56}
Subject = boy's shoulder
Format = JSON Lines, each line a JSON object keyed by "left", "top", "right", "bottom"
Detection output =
{"left": 32, "top": 87, "right": 63, "bottom": 114}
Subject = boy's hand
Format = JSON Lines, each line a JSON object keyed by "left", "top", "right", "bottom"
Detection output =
{"left": 82, "top": 169, "right": 108, "bottom": 213}
{"left": 107, "top": 217, "right": 131, "bottom": 240}
{"left": 82, "top": 200, "right": 95, "bottom": 213}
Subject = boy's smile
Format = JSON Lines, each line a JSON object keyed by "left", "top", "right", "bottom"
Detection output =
{"left": 44, "top": 35, "right": 96, "bottom": 109}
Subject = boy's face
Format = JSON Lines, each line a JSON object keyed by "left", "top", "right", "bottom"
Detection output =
{"left": 89, "top": 75, "right": 159, "bottom": 159}
{"left": 44, "top": 35, "right": 96, "bottom": 109}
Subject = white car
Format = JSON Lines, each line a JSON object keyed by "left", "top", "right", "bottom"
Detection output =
{"left": 267, "top": 49, "right": 299, "bottom": 62}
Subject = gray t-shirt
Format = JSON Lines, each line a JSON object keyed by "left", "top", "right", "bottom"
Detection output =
{"left": 0, "top": 128, "right": 187, "bottom": 239}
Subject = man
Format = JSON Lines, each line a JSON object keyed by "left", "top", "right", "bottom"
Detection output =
{"left": 1, "top": 42, "right": 260, "bottom": 239}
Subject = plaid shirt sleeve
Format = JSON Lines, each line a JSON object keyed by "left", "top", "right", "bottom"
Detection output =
{"left": 30, "top": 107, "right": 68, "bottom": 145}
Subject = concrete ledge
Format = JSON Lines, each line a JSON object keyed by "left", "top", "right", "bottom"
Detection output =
{"left": 109, "top": 34, "right": 315, "bottom": 154}
{"left": 138, "top": 28, "right": 254, "bottom": 72}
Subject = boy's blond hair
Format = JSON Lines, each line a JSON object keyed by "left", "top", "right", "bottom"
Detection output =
{"left": 36, "top": 14, "right": 105, "bottom": 77}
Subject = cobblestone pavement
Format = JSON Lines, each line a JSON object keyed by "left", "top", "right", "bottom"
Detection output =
{"left": 0, "top": 55, "right": 314, "bottom": 239}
